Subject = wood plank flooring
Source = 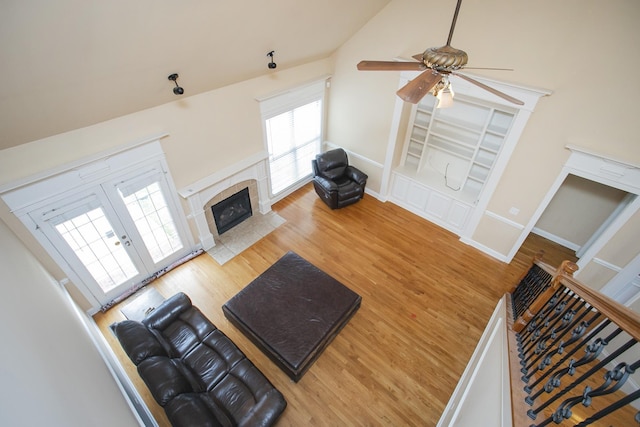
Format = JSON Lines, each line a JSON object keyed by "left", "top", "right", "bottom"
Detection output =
{"left": 94, "top": 183, "right": 578, "bottom": 426}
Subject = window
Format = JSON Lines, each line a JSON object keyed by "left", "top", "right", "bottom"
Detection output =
{"left": 260, "top": 80, "right": 326, "bottom": 197}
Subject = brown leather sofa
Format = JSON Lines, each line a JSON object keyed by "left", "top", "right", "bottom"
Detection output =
{"left": 312, "top": 148, "right": 368, "bottom": 209}
{"left": 111, "top": 292, "right": 286, "bottom": 427}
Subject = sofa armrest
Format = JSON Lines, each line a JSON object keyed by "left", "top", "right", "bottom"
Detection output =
{"left": 143, "top": 292, "right": 192, "bottom": 330}
{"left": 111, "top": 320, "right": 167, "bottom": 365}
{"left": 313, "top": 175, "right": 338, "bottom": 192}
{"left": 238, "top": 388, "right": 287, "bottom": 427}
{"left": 165, "top": 394, "right": 226, "bottom": 427}
{"left": 345, "top": 166, "right": 368, "bottom": 186}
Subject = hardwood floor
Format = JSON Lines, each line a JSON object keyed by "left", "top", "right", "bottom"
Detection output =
{"left": 94, "top": 183, "right": 578, "bottom": 426}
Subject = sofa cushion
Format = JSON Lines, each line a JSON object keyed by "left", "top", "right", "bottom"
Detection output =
{"left": 322, "top": 166, "right": 347, "bottom": 181}
{"left": 110, "top": 320, "right": 166, "bottom": 365}
{"left": 337, "top": 181, "right": 362, "bottom": 200}
{"left": 206, "top": 359, "right": 286, "bottom": 427}
{"left": 183, "top": 330, "right": 244, "bottom": 391}
{"left": 138, "top": 356, "right": 194, "bottom": 406}
{"left": 155, "top": 308, "right": 217, "bottom": 358}
{"left": 165, "top": 394, "right": 227, "bottom": 427}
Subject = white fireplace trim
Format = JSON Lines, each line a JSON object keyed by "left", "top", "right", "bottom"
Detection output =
{"left": 178, "top": 151, "right": 272, "bottom": 250}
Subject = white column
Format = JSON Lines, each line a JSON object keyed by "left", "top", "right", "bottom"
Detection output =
{"left": 186, "top": 192, "right": 216, "bottom": 250}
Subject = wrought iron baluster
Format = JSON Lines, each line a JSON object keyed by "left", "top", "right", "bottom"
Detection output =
{"left": 520, "top": 289, "right": 570, "bottom": 351}
{"left": 575, "top": 385, "right": 640, "bottom": 426}
{"left": 521, "top": 307, "right": 600, "bottom": 385}
{"left": 526, "top": 336, "right": 636, "bottom": 421}
{"left": 512, "top": 264, "right": 553, "bottom": 319}
{"left": 521, "top": 290, "right": 578, "bottom": 364}
{"left": 550, "top": 360, "right": 640, "bottom": 425}
{"left": 523, "top": 315, "right": 607, "bottom": 394}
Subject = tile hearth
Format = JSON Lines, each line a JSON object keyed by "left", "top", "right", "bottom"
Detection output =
{"left": 206, "top": 211, "right": 285, "bottom": 265}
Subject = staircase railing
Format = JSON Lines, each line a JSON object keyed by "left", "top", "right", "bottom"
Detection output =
{"left": 507, "top": 254, "right": 640, "bottom": 426}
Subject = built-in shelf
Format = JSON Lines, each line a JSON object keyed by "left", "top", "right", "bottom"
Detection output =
{"left": 398, "top": 94, "right": 516, "bottom": 204}
{"left": 387, "top": 70, "right": 551, "bottom": 239}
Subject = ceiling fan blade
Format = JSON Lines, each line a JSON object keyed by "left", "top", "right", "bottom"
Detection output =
{"left": 412, "top": 53, "right": 424, "bottom": 62}
{"left": 453, "top": 72, "right": 524, "bottom": 105}
{"left": 397, "top": 70, "right": 442, "bottom": 104}
{"left": 357, "top": 61, "right": 426, "bottom": 71}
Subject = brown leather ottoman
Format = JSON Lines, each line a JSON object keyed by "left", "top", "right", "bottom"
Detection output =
{"left": 222, "top": 251, "right": 361, "bottom": 382}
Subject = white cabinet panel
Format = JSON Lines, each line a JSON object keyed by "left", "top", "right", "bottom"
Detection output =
{"left": 407, "top": 182, "right": 430, "bottom": 211}
{"left": 448, "top": 201, "right": 472, "bottom": 230}
{"left": 390, "top": 172, "right": 473, "bottom": 235}
{"left": 391, "top": 173, "right": 410, "bottom": 201}
{"left": 426, "top": 191, "right": 451, "bottom": 219}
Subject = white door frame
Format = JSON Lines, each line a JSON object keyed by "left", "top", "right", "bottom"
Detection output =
{"left": 599, "top": 252, "right": 640, "bottom": 305}
{"left": 0, "top": 136, "right": 195, "bottom": 311}
{"left": 30, "top": 185, "right": 151, "bottom": 305}
{"left": 505, "top": 145, "right": 640, "bottom": 269}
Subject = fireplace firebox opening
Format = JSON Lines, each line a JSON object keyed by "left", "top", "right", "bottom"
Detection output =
{"left": 211, "top": 187, "right": 252, "bottom": 235}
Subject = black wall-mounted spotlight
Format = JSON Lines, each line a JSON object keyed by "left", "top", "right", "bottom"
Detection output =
{"left": 168, "top": 73, "right": 184, "bottom": 95}
{"left": 267, "top": 51, "right": 277, "bottom": 69}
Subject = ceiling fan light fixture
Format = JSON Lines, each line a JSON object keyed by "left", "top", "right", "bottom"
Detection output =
{"left": 436, "top": 80, "right": 455, "bottom": 109}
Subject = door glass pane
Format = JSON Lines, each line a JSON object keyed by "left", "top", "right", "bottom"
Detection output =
{"left": 119, "top": 182, "right": 183, "bottom": 263}
{"left": 55, "top": 207, "right": 138, "bottom": 292}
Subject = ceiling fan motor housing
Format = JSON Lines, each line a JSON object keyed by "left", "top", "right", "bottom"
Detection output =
{"left": 423, "top": 45, "right": 468, "bottom": 71}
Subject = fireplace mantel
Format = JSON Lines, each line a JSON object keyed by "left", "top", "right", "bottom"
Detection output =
{"left": 179, "top": 151, "right": 272, "bottom": 250}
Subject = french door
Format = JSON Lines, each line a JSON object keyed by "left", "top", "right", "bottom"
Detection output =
{"left": 31, "top": 165, "right": 189, "bottom": 307}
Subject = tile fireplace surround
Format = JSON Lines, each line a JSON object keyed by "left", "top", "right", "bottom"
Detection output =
{"left": 178, "top": 152, "right": 272, "bottom": 251}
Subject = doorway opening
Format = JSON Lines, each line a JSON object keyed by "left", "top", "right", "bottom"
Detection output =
{"left": 532, "top": 174, "right": 631, "bottom": 257}
{"left": 511, "top": 145, "right": 640, "bottom": 304}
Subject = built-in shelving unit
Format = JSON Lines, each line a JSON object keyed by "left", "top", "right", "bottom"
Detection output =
{"left": 400, "top": 94, "right": 516, "bottom": 204}
{"left": 387, "top": 72, "right": 550, "bottom": 237}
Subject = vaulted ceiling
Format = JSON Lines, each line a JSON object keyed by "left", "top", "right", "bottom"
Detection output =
{"left": 0, "top": 0, "right": 390, "bottom": 151}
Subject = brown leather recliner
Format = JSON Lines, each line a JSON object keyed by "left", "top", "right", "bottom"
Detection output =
{"left": 312, "top": 148, "right": 368, "bottom": 209}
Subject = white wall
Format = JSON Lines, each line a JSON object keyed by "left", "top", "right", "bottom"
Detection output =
{"left": 0, "top": 59, "right": 333, "bottom": 289}
{"left": 0, "top": 219, "right": 140, "bottom": 427}
{"left": 437, "top": 296, "right": 512, "bottom": 427}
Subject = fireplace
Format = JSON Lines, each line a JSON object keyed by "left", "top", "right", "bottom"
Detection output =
{"left": 211, "top": 187, "right": 252, "bottom": 235}
{"left": 179, "top": 155, "right": 271, "bottom": 250}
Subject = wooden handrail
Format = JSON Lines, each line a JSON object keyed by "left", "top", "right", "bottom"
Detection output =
{"left": 559, "top": 273, "right": 640, "bottom": 343}
{"left": 533, "top": 257, "right": 640, "bottom": 342}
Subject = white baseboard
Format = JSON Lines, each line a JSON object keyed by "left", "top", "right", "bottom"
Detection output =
{"left": 531, "top": 227, "right": 580, "bottom": 251}
{"left": 459, "top": 236, "right": 510, "bottom": 263}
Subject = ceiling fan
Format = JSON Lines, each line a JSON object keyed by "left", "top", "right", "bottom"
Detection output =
{"left": 357, "top": 0, "right": 523, "bottom": 107}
